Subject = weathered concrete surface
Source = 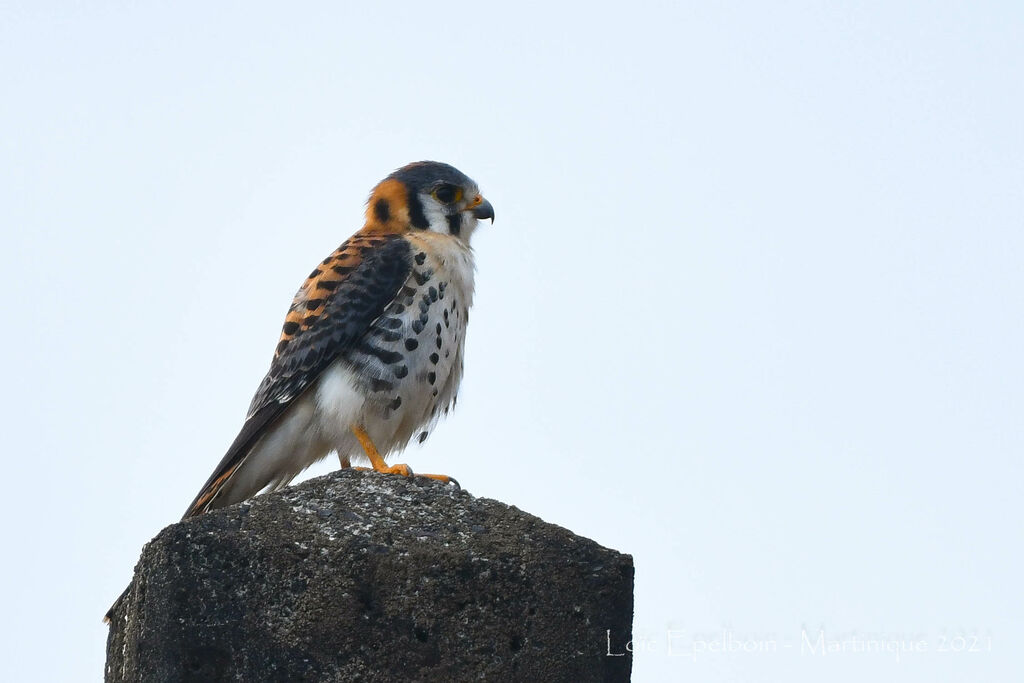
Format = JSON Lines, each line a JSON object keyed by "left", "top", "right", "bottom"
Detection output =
{"left": 105, "top": 469, "right": 633, "bottom": 681}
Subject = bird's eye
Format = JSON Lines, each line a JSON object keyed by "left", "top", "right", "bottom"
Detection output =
{"left": 432, "top": 184, "right": 462, "bottom": 204}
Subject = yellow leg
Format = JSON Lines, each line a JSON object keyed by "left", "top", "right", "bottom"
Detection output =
{"left": 352, "top": 425, "right": 411, "bottom": 475}
{"left": 351, "top": 425, "right": 459, "bottom": 487}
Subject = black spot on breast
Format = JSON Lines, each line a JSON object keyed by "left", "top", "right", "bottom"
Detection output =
{"left": 427, "top": 372, "right": 436, "bottom": 385}
{"left": 413, "top": 270, "right": 430, "bottom": 286}
{"left": 414, "top": 252, "right": 426, "bottom": 265}
{"left": 405, "top": 338, "right": 418, "bottom": 351}
{"left": 432, "top": 388, "right": 438, "bottom": 397}
{"left": 309, "top": 268, "right": 323, "bottom": 279}
{"left": 332, "top": 265, "right": 354, "bottom": 276}
{"left": 358, "top": 343, "right": 403, "bottom": 365}
{"left": 435, "top": 323, "right": 442, "bottom": 335}
{"left": 429, "top": 352, "right": 439, "bottom": 364}
{"left": 380, "top": 317, "right": 402, "bottom": 330}
{"left": 412, "top": 320, "right": 424, "bottom": 334}
{"left": 394, "top": 365, "right": 408, "bottom": 378}
{"left": 316, "top": 279, "right": 340, "bottom": 292}
{"left": 435, "top": 336, "right": 442, "bottom": 349}
{"left": 428, "top": 286, "right": 438, "bottom": 302}
{"left": 374, "top": 198, "right": 390, "bottom": 222}
{"left": 389, "top": 396, "right": 402, "bottom": 410}
{"left": 369, "top": 377, "right": 394, "bottom": 392}
{"left": 418, "top": 431, "right": 429, "bottom": 443}
{"left": 282, "top": 321, "right": 300, "bottom": 335}
{"left": 374, "top": 329, "right": 401, "bottom": 342}
{"left": 305, "top": 299, "right": 324, "bottom": 310}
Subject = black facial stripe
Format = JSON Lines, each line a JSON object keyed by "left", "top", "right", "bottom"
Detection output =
{"left": 407, "top": 188, "right": 429, "bottom": 230}
{"left": 446, "top": 213, "right": 461, "bottom": 237}
{"left": 373, "top": 198, "right": 390, "bottom": 222}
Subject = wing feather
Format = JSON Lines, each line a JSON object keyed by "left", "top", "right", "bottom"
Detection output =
{"left": 182, "top": 233, "right": 412, "bottom": 517}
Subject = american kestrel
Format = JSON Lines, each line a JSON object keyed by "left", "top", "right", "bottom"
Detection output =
{"left": 184, "top": 161, "right": 493, "bottom": 518}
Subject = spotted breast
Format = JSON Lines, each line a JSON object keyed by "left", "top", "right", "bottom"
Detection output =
{"left": 178, "top": 160, "right": 493, "bottom": 520}
{"left": 329, "top": 230, "right": 475, "bottom": 454}
{"left": 105, "top": 161, "right": 494, "bottom": 625}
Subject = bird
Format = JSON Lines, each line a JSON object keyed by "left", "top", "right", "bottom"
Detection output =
{"left": 184, "top": 161, "right": 494, "bottom": 518}
{"left": 105, "top": 161, "right": 493, "bottom": 624}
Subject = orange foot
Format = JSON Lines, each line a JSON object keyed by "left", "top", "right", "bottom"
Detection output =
{"left": 350, "top": 425, "right": 460, "bottom": 489}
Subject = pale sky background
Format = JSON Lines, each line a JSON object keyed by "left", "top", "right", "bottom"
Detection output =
{"left": 2, "top": 2, "right": 1022, "bottom": 681}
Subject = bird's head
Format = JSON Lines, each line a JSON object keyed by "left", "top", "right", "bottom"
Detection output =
{"left": 364, "top": 161, "right": 494, "bottom": 241}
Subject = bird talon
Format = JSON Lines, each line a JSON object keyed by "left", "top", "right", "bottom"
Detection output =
{"left": 385, "top": 463, "right": 413, "bottom": 477}
{"left": 414, "top": 473, "right": 459, "bottom": 489}
{"left": 351, "top": 425, "right": 457, "bottom": 487}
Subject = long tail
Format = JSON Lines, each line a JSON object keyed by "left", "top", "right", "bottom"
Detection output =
{"left": 103, "top": 587, "right": 129, "bottom": 624}
{"left": 182, "top": 400, "right": 292, "bottom": 518}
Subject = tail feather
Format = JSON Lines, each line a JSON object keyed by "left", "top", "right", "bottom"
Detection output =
{"left": 181, "top": 400, "right": 291, "bottom": 518}
{"left": 103, "top": 586, "right": 129, "bottom": 624}
{"left": 183, "top": 461, "right": 243, "bottom": 518}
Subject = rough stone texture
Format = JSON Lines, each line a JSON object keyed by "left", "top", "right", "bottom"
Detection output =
{"left": 105, "top": 469, "right": 633, "bottom": 682}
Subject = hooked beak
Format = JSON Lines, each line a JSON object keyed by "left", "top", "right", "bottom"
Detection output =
{"left": 468, "top": 195, "right": 495, "bottom": 223}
